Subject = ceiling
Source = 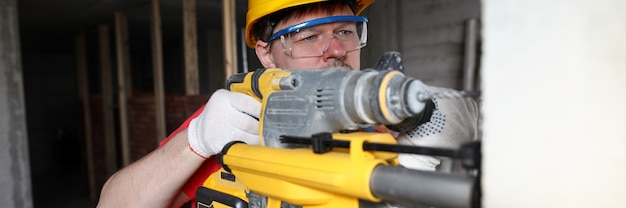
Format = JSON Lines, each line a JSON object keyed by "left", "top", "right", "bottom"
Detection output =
{"left": 17, "top": 0, "right": 249, "bottom": 49}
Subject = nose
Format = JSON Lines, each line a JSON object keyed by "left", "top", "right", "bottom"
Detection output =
{"left": 322, "top": 36, "right": 347, "bottom": 61}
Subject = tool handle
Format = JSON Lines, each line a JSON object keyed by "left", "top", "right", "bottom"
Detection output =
{"left": 226, "top": 68, "right": 269, "bottom": 101}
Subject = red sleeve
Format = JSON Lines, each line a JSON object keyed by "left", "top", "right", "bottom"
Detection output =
{"left": 159, "top": 104, "right": 223, "bottom": 200}
{"left": 182, "top": 156, "right": 222, "bottom": 199}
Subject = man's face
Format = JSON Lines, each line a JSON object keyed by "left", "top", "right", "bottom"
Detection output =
{"left": 256, "top": 5, "right": 361, "bottom": 71}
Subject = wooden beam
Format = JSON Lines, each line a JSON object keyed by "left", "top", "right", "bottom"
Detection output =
{"left": 115, "top": 12, "right": 131, "bottom": 166}
{"left": 121, "top": 14, "right": 133, "bottom": 98}
{"left": 98, "top": 24, "right": 118, "bottom": 175}
{"left": 222, "top": 0, "right": 237, "bottom": 79}
{"left": 151, "top": 0, "right": 167, "bottom": 141}
{"left": 183, "top": 0, "right": 199, "bottom": 95}
{"left": 75, "top": 31, "right": 97, "bottom": 200}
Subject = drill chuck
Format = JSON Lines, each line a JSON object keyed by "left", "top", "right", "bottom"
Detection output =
{"left": 354, "top": 69, "right": 427, "bottom": 125}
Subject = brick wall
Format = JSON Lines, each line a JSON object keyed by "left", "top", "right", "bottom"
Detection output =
{"left": 127, "top": 93, "right": 210, "bottom": 161}
{"left": 86, "top": 95, "right": 108, "bottom": 191}
{"left": 127, "top": 93, "right": 158, "bottom": 161}
{"left": 86, "top": 92, "right": 211, "bottom": 191}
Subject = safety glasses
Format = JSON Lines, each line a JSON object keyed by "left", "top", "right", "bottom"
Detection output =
{"left": 265, "top": 16, "right": 368, "bottom": 58}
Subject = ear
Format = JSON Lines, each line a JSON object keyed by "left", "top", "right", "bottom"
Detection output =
{"left": 255, "top": 41, "right": 276, "bottom": 68}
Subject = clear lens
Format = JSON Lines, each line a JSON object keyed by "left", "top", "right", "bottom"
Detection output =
{"left": 280, "top": 21, "right": 367, "bottom": 58}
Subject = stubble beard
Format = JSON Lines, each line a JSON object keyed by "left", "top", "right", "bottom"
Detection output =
{"left": 326, "top": 59, "right": 354, "bottom": 70}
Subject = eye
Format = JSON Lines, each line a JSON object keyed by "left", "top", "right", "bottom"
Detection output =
{"left": 337, "top": 30, "right": 353, "bottom": 36}
{"left": 301, "top": 35, "right": 317, "bottom": 41}
{"left": 293, "top": 33, "right": 321, "bottom": 44}
{"left": 334, "top": 23, "right": 358, "bottom": 39}
{"left": 335, "top": 29, "right": 357, "bottom": 40}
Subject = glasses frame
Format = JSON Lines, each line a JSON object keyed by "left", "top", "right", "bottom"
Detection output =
{"left": 266, "top": 16, "right": 368, "bottom": 42}
{"left": 265, "top": 16, "right": 368, "bottom": 58}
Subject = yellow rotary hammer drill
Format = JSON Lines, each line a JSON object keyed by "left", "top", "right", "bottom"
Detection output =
{"left": 195, "top": 54, "right": 480, "bottom": 208}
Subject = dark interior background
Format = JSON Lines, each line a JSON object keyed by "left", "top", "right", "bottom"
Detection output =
{"left": 15, "top": 0, "right": 481, "bottom": 207}
{"left": 18, "top": 1, "right": 256, "bottom": 207}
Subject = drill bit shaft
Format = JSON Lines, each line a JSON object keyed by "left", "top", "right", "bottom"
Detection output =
{"left": 417, "top": 91, "right": 481, "bottom": 102}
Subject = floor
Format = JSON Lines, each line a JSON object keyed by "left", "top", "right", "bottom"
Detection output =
{"left": 31, "top": 164, "right": 97, "bottom": 208}
{"left": 29, "top": 138, "right": 97, "bottom": 208}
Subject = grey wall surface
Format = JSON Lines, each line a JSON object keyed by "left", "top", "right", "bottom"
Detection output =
{"left": 0, "top": 0, "right": 33, "bottom": 207}
{"left": 362, "top": 0, "right": 481, "bottom": 90}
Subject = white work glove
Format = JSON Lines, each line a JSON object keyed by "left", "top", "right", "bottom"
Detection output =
{"left": 397, "top": 86, "right": 479, "bottom": 172}
{"left": 188, "top": 89, "right": 261, "bottom": 158}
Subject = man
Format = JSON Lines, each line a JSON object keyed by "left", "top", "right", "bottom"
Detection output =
{"left": 97, "top": 0, "right": 478, "bottom": 207}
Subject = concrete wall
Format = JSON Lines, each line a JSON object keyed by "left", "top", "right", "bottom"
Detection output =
{"left": 362, "top": 0, "right": 481, "bottom": 90}
{"left": 0, "top": 0, "right": 33, "bottom": 207}
{"left": 482, "top": 0, "right": 626, "bottom": 207}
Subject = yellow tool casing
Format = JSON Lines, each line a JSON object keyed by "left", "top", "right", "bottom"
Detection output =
{"left": 226, "top": 67, "right": 289, "bottom": 102}
{"left": 198, "top": 132, "right": 398, "bottom": 208}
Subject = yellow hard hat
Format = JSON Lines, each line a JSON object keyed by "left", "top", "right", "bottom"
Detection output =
{"left": 245, "top": 0, "right": 374, "bottom": 48}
